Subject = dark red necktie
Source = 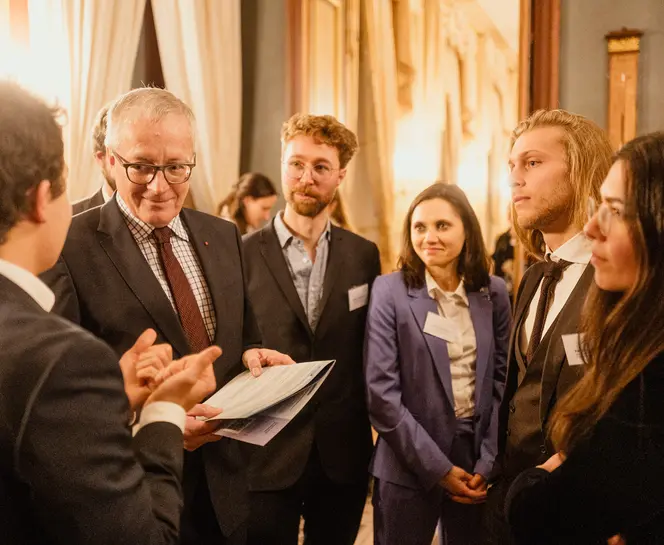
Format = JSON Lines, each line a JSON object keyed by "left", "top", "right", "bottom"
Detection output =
{"left": 526, "top": 256, "right": 572, "bottom": 362}
{"left": 153, "top": 226, "right": 210, "bottom": 353}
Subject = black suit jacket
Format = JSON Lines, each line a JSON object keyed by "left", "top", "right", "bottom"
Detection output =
{"left": 242, "top": 220, "right": 381, "bottom": 490}
{"left": 72, "top": 188, "right": 105, "bottom": 215}
{"left": 0, "top": 275, "right": 184, "bottom": 545}
{"left": 41, "top": 197, "right": 262, "bottom": 536}
{"left": 497, "top": 261, "right": 595, "bottom": 470}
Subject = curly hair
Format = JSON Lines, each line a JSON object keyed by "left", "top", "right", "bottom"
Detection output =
{"left": 281, "top": 113, "right": 358, "bottom": 168}
{"left": 0, "top": 81, "right": 66, "bottom": 244}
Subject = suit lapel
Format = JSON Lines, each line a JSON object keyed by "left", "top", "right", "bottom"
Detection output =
{"left": 409, "top": 286, "right": 455, "bottom": 407}
{"left": 468, "top": 290, "right": 493, "bottom": 410}
{"left": 181, "top": 209, "right": 237, "bottom": 349}
{"left": 97, "top": 198, "right": 190, "bottom": 356}
{"left": 259, "top": 222, "right": 313, "bottom": 338}
{"left": 538, "top": 264, "right": 595, "bottom": 423}
{"left": 318, "top": 226, "right": 345, "bottom": 316}
{"left": 511, "top": 262, "right": 545, "bottom": 384}
{"left": 315, "top": 226, "right": 346, "bottom": 338}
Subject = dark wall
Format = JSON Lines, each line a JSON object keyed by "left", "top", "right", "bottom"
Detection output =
{"left": 559, "top": 0, "right": 664, "bottom": 134}
{"left": 240, "top": 0, "right": 288, "bottom": 194}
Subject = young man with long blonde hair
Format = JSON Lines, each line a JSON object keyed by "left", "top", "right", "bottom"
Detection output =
{"left": 482, "top": 109, "right": 613, "bottom": 544}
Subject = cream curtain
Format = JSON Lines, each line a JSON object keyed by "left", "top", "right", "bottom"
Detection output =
{"left": 151, "top": 0, "right": 242, "bottom": 214}
{"left": 62, "top": 0, "right": 147, "bottom": 201}
{"left": 347, "top": 0, "right": 398, "bottom": 268}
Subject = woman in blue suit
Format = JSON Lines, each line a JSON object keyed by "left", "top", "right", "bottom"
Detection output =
{"left": 364, "top": 183, "right": 512, "bottom": 545}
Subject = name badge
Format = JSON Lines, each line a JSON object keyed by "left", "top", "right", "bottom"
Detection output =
{"left": 562, "top": 334, "right": 584, "bottom": 366}
{"left": 423, "top": 312, "right": 460, "bottom": 344}
{"left": 348, "top": 284, "right": 369, "bottom": 312}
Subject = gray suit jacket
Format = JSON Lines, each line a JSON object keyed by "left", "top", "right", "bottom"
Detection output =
{"left": 0, "top": 274, "right": 184, "bottom": 545}
{"left": 364, "top": 272, "right": 511, "bottom": 491}
{"left": 242, "top": 220, "right": 381, "bottom": 490}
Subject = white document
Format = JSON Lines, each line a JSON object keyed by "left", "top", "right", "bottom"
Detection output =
{"left": 348, "top": 284, "right": 369, "bottom": 311}
{"left": 562, "top": 334, "right": 584, "bottom": 366}
{"left": 205, "top": 360, "right": 335, "bottom": 446}
{"left": 423, "top": 311, "right": 460, "bottom": 344}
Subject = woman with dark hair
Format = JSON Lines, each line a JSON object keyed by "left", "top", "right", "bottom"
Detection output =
{"left": 506, "top": 132, "right": 664, "bottom": 544}
{"left": 216, "top": 172, "right": 278, "bottom": 235}
{"left": 364, "top": 183, "right": 512, "bottom": 545}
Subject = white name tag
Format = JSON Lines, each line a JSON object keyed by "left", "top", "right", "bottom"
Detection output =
{"left": 423, "top": 312, "right": 460, "bottom": 344}
{"left": 562, "top": 334, "right": 584, "bottom": 366}
{"left": 348, "top": 284, "right": 369, "bottom": 312}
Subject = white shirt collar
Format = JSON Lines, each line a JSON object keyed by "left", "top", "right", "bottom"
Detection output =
{"left": 546, "top": 231, "right": 592, "bottom": 265}
{"left": 0, "top": 258, "right": 55, "bottom": 311}
{"left": 425, "top": 270, "right": 469, "bottom": 306}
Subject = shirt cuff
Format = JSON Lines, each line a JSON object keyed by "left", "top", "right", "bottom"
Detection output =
{"left": 133, "top": 401, "right": 186, "bottom": 436}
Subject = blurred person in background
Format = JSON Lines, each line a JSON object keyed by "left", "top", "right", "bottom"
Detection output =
{"left": 217, "top": 172, "right": 278, "bottom": 235}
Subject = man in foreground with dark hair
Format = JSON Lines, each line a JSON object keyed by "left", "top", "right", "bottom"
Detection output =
{"left": 0, "top": 81, "right": 219, "bottom": 545}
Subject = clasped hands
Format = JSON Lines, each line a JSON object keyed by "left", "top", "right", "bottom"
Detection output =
{"left": 440, "top": 466, "right": 488, "bottom": 504}
{"left": 119, "top": 331, "right": 295, "bottom": 451}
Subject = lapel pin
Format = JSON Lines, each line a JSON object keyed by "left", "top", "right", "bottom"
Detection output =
{"left": 204, "top": 241, "right": 209, "bottom": 246}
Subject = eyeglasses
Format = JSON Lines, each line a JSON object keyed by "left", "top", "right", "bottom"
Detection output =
{"left": 587, "top": 197, "right": 625, "bottom": 237}
{"left": 111, "top": 150, "right": 196, "bottom": 185}
{"left": 282, "top": 160, "right": 339, "bottom": 183}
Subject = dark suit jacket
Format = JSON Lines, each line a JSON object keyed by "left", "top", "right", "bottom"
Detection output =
{"left": 0, "top": 274, "right": 184, "bottom": 545}
{"left": 365, "top": 272, "right": 511, "bottom": 491}
{"left": 506, "top": 353, "right": 664, "bottom": 544}
{"left": 497, "top": 261, "right": 595, "bottom": 475}
{"left": 242, "top": 220, "right": 381, "bottom": 490}
{"left": 72, "top": 188, "right": 105, "bottom": 215}
{"left": 41, "top": 197, "right": 262, "bottom": 536}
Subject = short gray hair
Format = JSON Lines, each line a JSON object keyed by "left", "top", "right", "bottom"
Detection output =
{"left": 105, "top": 87, "right": 196, "bottom": 149}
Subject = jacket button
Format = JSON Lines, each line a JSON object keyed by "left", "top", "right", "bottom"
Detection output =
{"left": 540, "top": 445, "right": 547, "bottom": 454}
{"left": 509, "top": 403, "right": 516, "bottom": 413}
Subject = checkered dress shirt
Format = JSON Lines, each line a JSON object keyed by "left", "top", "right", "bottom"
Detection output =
{"left": 116, "top": 194, "right": 216, "bottom": 342}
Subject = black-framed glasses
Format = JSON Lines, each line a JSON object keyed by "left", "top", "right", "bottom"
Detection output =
{"left": 111, "top": 150, "right": 196, "bottom": 185}
{"left": 587, "top": 197, "right": 625, "bottom": 237}
{"left": 282, "top": 159, "right": 340, "bottom": 183}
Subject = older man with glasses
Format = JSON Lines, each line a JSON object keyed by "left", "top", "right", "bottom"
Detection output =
{"left": 42, "top": 87, "right": 294, "bottom": 545}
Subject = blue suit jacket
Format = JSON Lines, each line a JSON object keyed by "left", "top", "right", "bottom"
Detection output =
{"left": 364, "top": 271, "right": 511, "bottom": 491}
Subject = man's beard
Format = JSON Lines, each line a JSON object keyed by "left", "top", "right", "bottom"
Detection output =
{"left": 286, "top": 185, "right": 334, "bottom": 218}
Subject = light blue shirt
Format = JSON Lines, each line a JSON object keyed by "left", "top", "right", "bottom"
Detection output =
{"left": 273, "top": 212, "right": 331, "bottom": 331}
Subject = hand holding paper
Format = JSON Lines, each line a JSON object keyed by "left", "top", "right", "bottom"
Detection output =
{"left": 203, "top": 360, "right": 335, "bottom": 446}
{"left": 243, "top": 348, "right": 296, "bottom": 377}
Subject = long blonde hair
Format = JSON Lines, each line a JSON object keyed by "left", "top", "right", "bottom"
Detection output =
{"left": 510, "top": 109, "right": 613, "bottom": 258}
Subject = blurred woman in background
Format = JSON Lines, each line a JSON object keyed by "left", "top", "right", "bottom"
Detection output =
{"left": 217, "top": 172, "right": 278, "bottom": 235}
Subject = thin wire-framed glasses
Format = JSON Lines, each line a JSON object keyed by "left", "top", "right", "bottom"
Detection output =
{"left": 587, "top": 197, "right": 624, "bottom": 237}
{"left": 111, "top": 150, "right": 196, "bottom": 185}
{"left": 282, "top": 160, "right": 340, "bottom": 183}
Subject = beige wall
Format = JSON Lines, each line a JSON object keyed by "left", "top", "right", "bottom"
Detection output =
{"left": 559, "top": 0, "right": 664, "bottom": 135}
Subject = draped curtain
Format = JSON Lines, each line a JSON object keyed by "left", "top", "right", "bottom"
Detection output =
{"left": 151, "top": 0, "right": 242, "bottom": 213}
{"left": 62, "top": 0, "right": 147, "bottom": 200}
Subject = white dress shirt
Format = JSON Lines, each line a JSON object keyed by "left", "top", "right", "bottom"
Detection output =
{"left": 426, "top": 271, "right": 477, "bottom": 418}
{"left": 0, "top": 257, "right": 185, "bottom": 433}
{"left": 520, "top": 232, "right": 592, "bottom": 352}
